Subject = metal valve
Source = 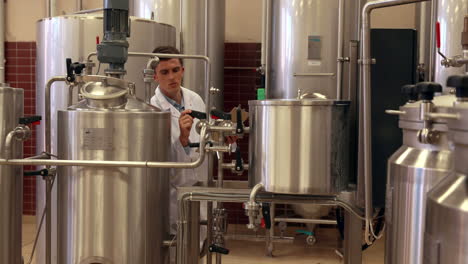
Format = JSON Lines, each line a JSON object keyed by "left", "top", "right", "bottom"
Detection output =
{"left": 415, "top": 82, "right": 443, "bottom": 144}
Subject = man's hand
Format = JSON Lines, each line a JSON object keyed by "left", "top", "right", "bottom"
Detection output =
{"left": 179, "top": 109, "right": 193, "bottom": 147}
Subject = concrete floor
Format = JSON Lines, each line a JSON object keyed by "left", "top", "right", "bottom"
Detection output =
{"left": 22, "top": 216, "right": 384, "bottom": 264}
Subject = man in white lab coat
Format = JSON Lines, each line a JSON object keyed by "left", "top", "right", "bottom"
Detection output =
{"left": 150, "top": 46, "right": 237, "bottom": 259}
{"left": 149, "top": 46, "right": 207, "bottom": 233}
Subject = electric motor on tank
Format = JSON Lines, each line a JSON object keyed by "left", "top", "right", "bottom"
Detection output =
{"left": 424, "top": 75, "right": 468, "bottom": 264}
{"left": 248, "top": 98, "right": 350, "bottom": 195}
{"left": 0, "top": 84, "right": 24, "bottom": 264}
{"left": 56, "top": 76, "right": 171, "bottom": 264}
{"left": 385, "top": 82, "right": 454, "bottom": 264}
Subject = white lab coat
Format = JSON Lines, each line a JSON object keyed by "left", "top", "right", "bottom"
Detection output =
{"left": 150, "top": 86, "right": 208, "bottom": 236}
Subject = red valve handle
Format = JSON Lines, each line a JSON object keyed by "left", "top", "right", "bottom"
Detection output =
{"left": 436, "top": 22, "right": 441, "bottom": 49}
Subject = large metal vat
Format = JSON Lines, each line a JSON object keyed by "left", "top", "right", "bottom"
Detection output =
{"left": 36, "top": 15, "right": 175, "bottom": 264}
{"left": 266, "top": 0, "right": 361, "bottom": 99}
{"left": 57, "top": 77, "right": 171, "bottom": 264}
{"left": 385, "top": 92, "right": 454, "bottom": 264}
{"left": 424, "top": 77, "right": 468, "bottom": 264}
{"left": 248, "top": 99, "right": 350, "bottom": 194}
{"left": 134, "top": 0, "right": 225, "bottom": 109}
{"left": 0, "top": 84, "right": 24, "bottom": 264}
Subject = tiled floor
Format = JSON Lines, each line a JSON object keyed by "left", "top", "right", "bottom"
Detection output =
{"left": 22, "top": 216, "right": 384, "bottom": 264}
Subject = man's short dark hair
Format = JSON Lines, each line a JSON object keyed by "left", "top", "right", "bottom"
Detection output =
{"left": 152, "top": 46, "right": 183, "bottom": 67}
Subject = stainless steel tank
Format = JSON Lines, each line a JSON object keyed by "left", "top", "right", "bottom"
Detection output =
{"left": 385, "top": 91, "right": 455, "bottom": 264}
{"left": 0, "top": 84, "right": 24, "bottom": 264}
{"left": 248, "top": 99, "right": 350, "bottom": 194}
{"left": 57, "top": 76, "right": 171, "bottom": 264}
{"left": 135, "top": 0, "right": 225, "bottom": 109}
{"left": 434, "top": 0, "right": 468, "bottom": 87}
{"left": 424, "top": 77, "right": 468, "bottom": 264}
{"left": 36, "top": 15, "right": 175, "bottom": 264}
{"left": 266, "top": 0, "right": 361, "bottom": 99}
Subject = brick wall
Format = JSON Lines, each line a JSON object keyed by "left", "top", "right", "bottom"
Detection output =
{"left": 221, "top": 43, "right": 262, "bottom": 224}
{"left": 5, "top": 42, "right": 37, "bottom": 215}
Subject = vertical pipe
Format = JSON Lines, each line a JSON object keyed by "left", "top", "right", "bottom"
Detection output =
{"left": 336, "top": 0, "right": 345, "bottom": 100}
{"left": 215, "top": 152, "right": 223, "bottom": 264}
{"left": 343, "top": 210, "right": 363, "bottom": 264}
{"left": 0, "top": 0, "right": 4, "bottom": 83}
{"left": 206, "top": 201, "right": 213, "bottom": 264}
{"left": 360, "top": 0, "right": 432, "bottom": 245}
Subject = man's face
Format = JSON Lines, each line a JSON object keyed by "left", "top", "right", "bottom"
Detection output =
{"left": 154, "top": 58, "right": 184, "bottom": 94}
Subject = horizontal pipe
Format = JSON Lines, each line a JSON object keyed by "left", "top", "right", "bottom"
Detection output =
{"left": 1, "top": 126, "right": 208, "bottom": 169}
{"left": 220, "top": 163, "right": 249, "bottom": 170}
{"left": 274, "top": 218, "right": 337, "bottom": 225}
{"left": 72, "top": 8, "right": 103, "bottom": 14}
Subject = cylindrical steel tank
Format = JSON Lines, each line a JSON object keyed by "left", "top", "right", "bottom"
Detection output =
{"left": 424, "top": 78, "right": 468, "bottom": 264}
{"left": 0, "top": 84, "right": 24, "bottom": 264}
{"left": 57, "top": 77, "right": 171, "bottom": 264}
{"left": 248, "top": 99, "right": 350, "bottom": 194}
{"left": 133, "top": 0, "right": 225, "bottom": 109}
{"left": 385, "top": 94, "right": 454, "bottom": 264}
{"left": 266, "top": 0, "right": 361, "bottom": 100}
{"left": 36, "top": 15, "right": 175, "bottom": 264}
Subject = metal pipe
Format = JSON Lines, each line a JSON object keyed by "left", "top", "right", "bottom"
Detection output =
{"left": 45, "top": 76, "right": 67, "bottom": 156}
{"left": 45, "top": 176, "right": 52, "bottom": 264}
{"left": 274, "top": 218, "right": 337, "bottom": 225}
{"left": 220, "top": 163, "right": 249, "bottom": 170}
{"left": 0, "top": 126, "right": 208, "bottom": 168}
{"left": 0, "top": 0, "right": 5, "bottom": 83}
{"left": 176, "top": 190, "right": 366, "bottom": 263}
{"left": 360, "top": 0, "right": 431, "bottom": 244}
{"left": 72, "top": 8, "right": 104, "bottom": 14}
{"left": 250, "top": 183, "right": 264, "bottom": 204}
{"left": 76, "top": 0, "right": 83, "bottom": 12}
{"left": 336, "top": 0, "right": 345, "bottom": 100}
{"left": 4, "top": 130, "right": 20, "bottom": 159}
{"left": 261, "top": 0, "right": 267, "bottom": 67}
{"left": 87, "top": 51, "right": 212, "bottom": 117}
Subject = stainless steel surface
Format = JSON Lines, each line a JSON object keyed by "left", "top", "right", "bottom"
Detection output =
{"left": 0, "top": 85, "right": 23, "bottom": 264}
{"left": 343, "top": 210, "right": 362, "bottom": 264}
{"left": 424, "top": 173, "right": 468, "bottom": 264}
{"left": 142, "top": 0, "right": 225, "bottom": 110}
{"left": 36, "top": 15, "right": 175, "bottom": 264}
{"left": 248, "top": 99, "right": 350, "bottom": 195}
{"left": 56, "top": 99, "right": 171, "bottom": 263}
{"left": 274, "top": 218, "right": 337, "bottom": 225}
{"left": 424, "top": 104, "right": 468, "bottom": 264}
{"left": 266, "top": 0, "right": 360, "bottom": 99}
{"left": 385, "top": 135, "right": 452, "bottom": 264}
{"left": 434, "top": 0, "right": 468, "bottom": 89}
{"left": 176, "top": 187, "right": 364, "bottom": 264}
{"left": 415, "top": 1, "right": 434, "bottom": 81}
{"left": 359, "top": 0, "right": 431, "bottom": 245}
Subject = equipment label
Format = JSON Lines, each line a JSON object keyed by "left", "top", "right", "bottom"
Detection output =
{"left": 82, "top": 128, "right": 114, "bottom": 150}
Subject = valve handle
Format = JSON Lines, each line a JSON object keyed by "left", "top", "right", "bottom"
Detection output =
{"left": 24, "top": 169, "right": 48, "bottom": 176}
{"left": 66, "top": 58, "right": 74, "bottom": 82}
{"left": 447, "top": 74, "right": 468, "bottom": 98}
{"left": 19, "top": 115, "right": 42, "bottom": 125}
{"left": 208, "top": 245, "right": 230, "bottom": 255}
{"left": 416, "top": 82, "right": 442, "bottom": 101}
{"left": 188, "top": 110, "right": 207, "bottom": 120}
{"left": 235, "top": 146, "right": 243, "bottom": 172}
{"left": 261, "top": 203, "right": 272, "bottom": 230}
{"left": 401, "top": 84, "right": 418, "bottom": 102}
{"left": 210, "top": 109, "right": 231, "bottom": 120}
{"left": 236, "top": 107, "right": 244, "bottom": 134}
{"left": 188, "top": 142, "right": 200, "bottom": 148}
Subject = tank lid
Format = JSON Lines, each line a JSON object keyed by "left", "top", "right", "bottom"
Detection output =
{"left": 80, "top": 75, "right": 132, "bottom": 109}
{"left": 248, "top": 99, "right": 350, "bottom": 106}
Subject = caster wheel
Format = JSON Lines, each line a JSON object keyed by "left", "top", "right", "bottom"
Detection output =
{"left": 306, "top": 235, "right": 317, "bottom": 245}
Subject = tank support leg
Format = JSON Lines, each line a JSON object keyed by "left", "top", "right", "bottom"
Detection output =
{"left": 343, "top": 210, "right": 362, "bottom": 264}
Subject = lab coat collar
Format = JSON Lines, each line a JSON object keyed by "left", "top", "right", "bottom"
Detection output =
{"left": 155, "top": 86, "right": 195, "bottom": 116}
